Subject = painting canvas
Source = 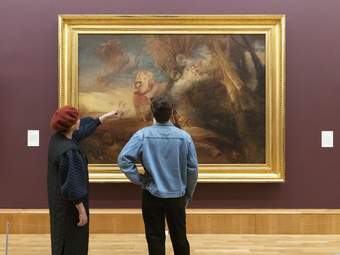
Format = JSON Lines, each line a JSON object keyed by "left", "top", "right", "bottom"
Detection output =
{"left": 59, "top": 15, "right": 285, "bottom": 182}
{"left": 78, "top": 34, "right": 266, "bottom": 165}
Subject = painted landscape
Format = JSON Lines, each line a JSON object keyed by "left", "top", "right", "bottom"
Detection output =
{"left": 78, "top": 34, "right": 266, "bottom": 164}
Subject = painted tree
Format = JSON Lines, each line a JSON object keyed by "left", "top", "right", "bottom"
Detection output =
{"left": 206, "top": 35, "right": 265, "bottom": 162}
{"left": 144, "top": 35, "right": 203, "bottom": 88}
{"left": 143, "top": 34, "right": 265, "bottom": 162}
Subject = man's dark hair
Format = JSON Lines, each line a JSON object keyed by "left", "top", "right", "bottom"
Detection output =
{"left": 151, "top": 96, "right": 173, "bottom": 123}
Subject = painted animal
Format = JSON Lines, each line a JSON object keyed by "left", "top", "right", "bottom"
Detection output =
{"left": 133, "top": 70, "right": 166, "bottom": 121}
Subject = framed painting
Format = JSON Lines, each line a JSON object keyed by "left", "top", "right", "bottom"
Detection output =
{"left": 58, "top": 15, "right": 285, "bottom": 182}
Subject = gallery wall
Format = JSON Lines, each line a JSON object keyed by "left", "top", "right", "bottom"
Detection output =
{"left": 1, "top": 0, "right": 340, "bottom": 208}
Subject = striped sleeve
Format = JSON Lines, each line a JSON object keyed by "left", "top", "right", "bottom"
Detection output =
{"left": 73, "top": 117, "right": 101, "bottom": 143}
{"left": 58, "top": 150, "right": 88, "bottom": 205}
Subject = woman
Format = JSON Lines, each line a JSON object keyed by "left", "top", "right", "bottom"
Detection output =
{"left": 47, "top": 106, "right": 120, "bottom": 255}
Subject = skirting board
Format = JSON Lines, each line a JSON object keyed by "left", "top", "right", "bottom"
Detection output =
{"left": 1, "top": 209, "right": 340, "bottom": 234}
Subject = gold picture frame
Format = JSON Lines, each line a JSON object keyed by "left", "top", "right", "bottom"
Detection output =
{"left": 58, "top": 15, "right": 285, "bottom": 183}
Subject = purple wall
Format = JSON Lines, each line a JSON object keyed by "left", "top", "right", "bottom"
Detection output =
{"left": 1, "top": 0, "right": 340, "bottom": 208}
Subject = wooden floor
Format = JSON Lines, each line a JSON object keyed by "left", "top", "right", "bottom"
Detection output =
{"left": 1, "top": 234, "right": 340, "bottom": 254}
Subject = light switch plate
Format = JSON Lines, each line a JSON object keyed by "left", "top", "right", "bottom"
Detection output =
{"left": 27, "top": 130, "right": 39, "bottom": 147}
{"left": 321, "top": 131, "right": 333, "bottom": 148}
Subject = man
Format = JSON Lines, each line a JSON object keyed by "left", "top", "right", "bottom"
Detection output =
{"left": 118, "top": 96, "right": 198, "bottom": 255}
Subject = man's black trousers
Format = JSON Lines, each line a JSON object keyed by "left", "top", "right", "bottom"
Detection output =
{"left": 142, "top": 189, "right": 190, "bottom": 255}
